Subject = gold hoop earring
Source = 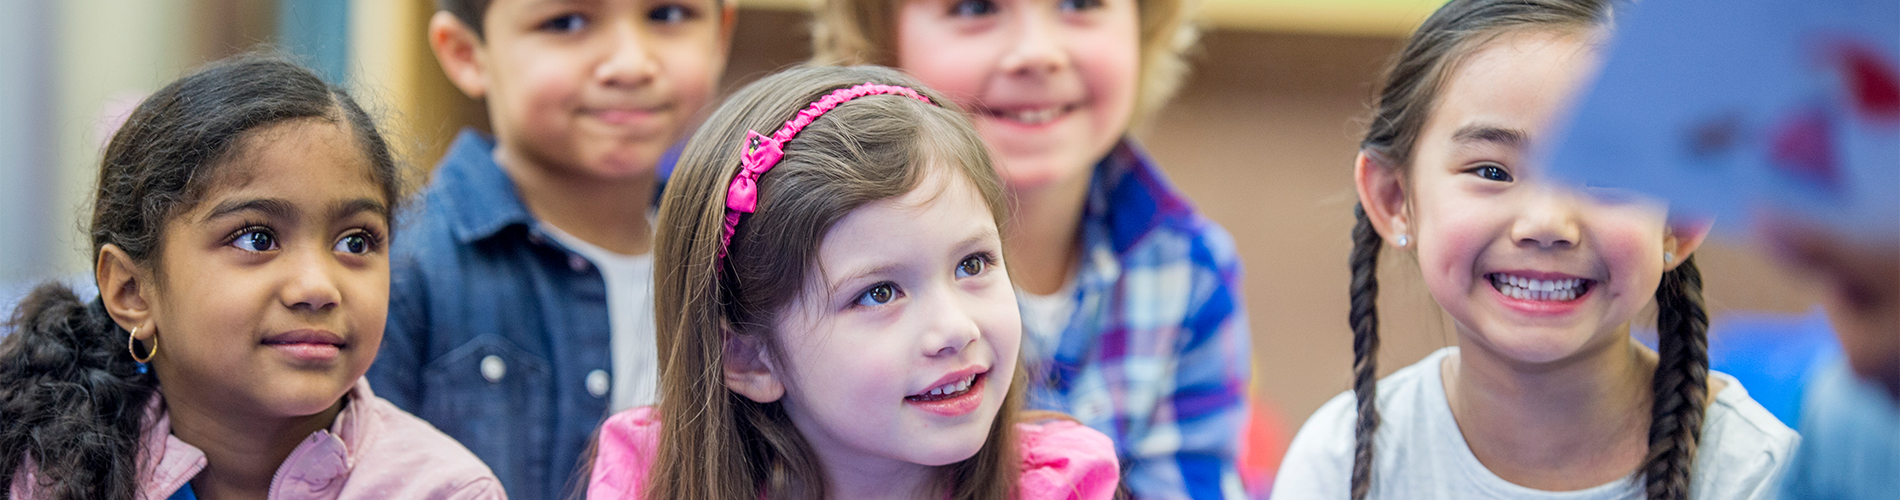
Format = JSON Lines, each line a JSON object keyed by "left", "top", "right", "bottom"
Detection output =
{"left": 128, "top": 326, "right": 157, "bottom": 364}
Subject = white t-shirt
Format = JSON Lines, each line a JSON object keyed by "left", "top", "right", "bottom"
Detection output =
{"left": 541, "top": 224, "right": 657, "bottom": 413}
{"left": 1016, "top": 275, "right": 1078, "bottom": 362}
{"left": 1273, "top": 347, "right": 1799, "bottom": 500}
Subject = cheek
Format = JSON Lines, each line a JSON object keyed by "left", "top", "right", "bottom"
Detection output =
{"left": 1072, "top": 21, "right": 1140, "bottom": 108}
{"left": 1413, "top": 196, "right": 1500, "bottom": 286}
{"left": 347, "top": 265, "right": 390, "bottom": 363}
{"left": 894, "top": 19, "right": 994, "bottom": 102}
{"left": 1591, "top": 221, "right": 1665, "bottom": 297}
{"left": 657, "top": 40, "right": 722, "bottom": 111}
{"left": 508, "top": 50, "right": 583, "bottom": 114}
{"left": 778, "top": 317, "right": 908, "bottom": 403}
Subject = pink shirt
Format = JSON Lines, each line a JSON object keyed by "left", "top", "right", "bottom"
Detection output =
{"left": 11, "top": 379, "right": 504, "bottom": 500}
{"left": 587, "top": 407, "right": 1120, "bottom": 499}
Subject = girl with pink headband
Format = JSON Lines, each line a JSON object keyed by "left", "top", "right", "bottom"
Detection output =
{"left": 583, "top": 65, "right": 1120, "bottom": 499}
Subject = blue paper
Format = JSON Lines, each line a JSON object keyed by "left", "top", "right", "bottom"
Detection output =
{"left": 1547, "top": 0, "right": 1900, "bottom": 244}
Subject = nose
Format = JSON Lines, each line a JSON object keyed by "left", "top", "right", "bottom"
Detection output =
{"left": 922, "top": 292, "right": 983, "bottom": 358}
{"left": 998, "top": 10, "right": 1071, "bottom": 77}
{"left": 595, "top": 21, "right": 658, "bottom": 88}
{"left": 280, "top": 247, "right": 342, "bottom": 312}
{"left": 1510, "top": 185, "right": 1583, "bottom": 250}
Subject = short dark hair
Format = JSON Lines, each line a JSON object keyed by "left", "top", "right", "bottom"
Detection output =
{"left": 437, "top": 0, "right": 494, "bottom": 38}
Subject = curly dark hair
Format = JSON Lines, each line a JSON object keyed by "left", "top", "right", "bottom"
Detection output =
{"left": 0, "top": 52, "right": 403, "bottom": 500}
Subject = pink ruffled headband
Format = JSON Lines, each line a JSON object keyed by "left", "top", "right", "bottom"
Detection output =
{"left": 717, "top": 82, "right": 934, "bottom": 259}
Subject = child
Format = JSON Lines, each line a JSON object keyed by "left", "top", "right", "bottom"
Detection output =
{"left": 367, "top": 0, "right": 733, "bottom": 497}
{"left": 1763, "top": 220, "right": 1900, "bottom": 498}
{"left": 585, "top": 65, "right": 1119, "bottom": 499}
{"left": 812, "top": 0, "right": 1252, "bottom": 497}
{"left": 0, "top": 54, "right": 501, "bottom": 500}
{"left": 1273, "top": 0, "right": 1798, "bottom": 498}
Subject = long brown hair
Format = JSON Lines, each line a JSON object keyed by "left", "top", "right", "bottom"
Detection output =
{"left": 1349, "top": 1, "right": 1709, "bottom": 499}
{"left": 646, "top": 64, "right": 1026, "bottom": 500}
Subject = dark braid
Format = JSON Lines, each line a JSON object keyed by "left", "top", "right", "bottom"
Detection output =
{"left": 1348, "top": 204, "right": 1383, "bottom": 500}
{"left": 1642, "top": 256, "right": 1708, "bottom": 500}
{"left": 1352, "top": 1, "right": 1617, "bottom": 497}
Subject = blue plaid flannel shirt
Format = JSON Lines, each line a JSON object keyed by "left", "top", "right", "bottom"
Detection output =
{"left": 1023, "top": 139, "right": 1253, "bottom": 500}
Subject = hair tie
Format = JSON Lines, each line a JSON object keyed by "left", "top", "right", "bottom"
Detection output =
{"left": 716, "top": 82, "right": 933, "bottom": 259}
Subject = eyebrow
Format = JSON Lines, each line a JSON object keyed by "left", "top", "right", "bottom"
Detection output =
{"left": 1451, "top": 124, "right": 1530, "bottom": 148}
{"left": 198, "top": 197, "right": 389, "bottom": 224}
{"left": 332, "top": 198, "right": 390, "bottom": 221}
{"left": 200, "top": 198, "right": 295, "bottom": 223}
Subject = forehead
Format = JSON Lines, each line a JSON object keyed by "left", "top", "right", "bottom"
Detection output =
{"left": 823, "top": 168, "right": 992, "bottom": 248}
{"left": 192, "top": 120, "right": 381, "bottom": 210}
{"left": 1425, "top": 29, "right": 1600, "bottom": 148}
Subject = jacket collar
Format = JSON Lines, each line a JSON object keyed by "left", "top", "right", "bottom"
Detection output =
{"left": 431, "top": 130, "right": 537, "bottom": 245}
{"left": 139, "top": 380, "right": 378, "bottom": 499}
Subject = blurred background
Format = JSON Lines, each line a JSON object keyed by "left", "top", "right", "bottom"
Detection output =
{"left": 0, "top": 0, "right": 1839, "bottom": 490}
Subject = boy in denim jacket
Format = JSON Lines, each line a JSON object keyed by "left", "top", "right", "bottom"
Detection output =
{"left": 368, "top": 1, "right": 732, "bottom": 498}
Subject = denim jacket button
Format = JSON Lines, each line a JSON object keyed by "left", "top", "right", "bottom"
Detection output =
{"left": 569, "top": 255, "right": 590, "bottom": 272}
{"left": 481, "top": 355, "right": 507, "bottom": 383}
{"left": 586, "top": 369, "right": 610, "bottom": 398}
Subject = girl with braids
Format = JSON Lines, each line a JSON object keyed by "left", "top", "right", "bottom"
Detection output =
{"left": 1, "top": 54, "right": 501, "bottom": 500}
{"left": 583, "top": 65, "right": 1119, "bottom": 500}
{"left": 1272, "top": 0, "right": 1797, "bottom": 498}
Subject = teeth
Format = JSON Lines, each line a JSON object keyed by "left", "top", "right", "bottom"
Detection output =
{"left": 1005, "top": 107, "right": 1062, "bottom": 125}
{"left": 1489, "top": 273, "right": 1588, "bottom": 301}
{"left": 921, "top": 374, "right": 976, "bottom": 398}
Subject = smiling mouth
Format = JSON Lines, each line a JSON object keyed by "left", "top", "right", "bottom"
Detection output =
{"left": 1487, "top": 273, "right": 1595, "bottom": 301}
{"left": 980, "top": 104, "right": 1077, "bottom": 126}
{"left": 907, "top": 372, "right": 981, "bottom": 402}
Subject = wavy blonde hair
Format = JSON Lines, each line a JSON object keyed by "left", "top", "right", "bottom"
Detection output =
{"left": 810, "top": 0, "right": 1199, "bottom": 126}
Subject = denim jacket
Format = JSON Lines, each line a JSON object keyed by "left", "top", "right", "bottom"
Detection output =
{"left": 370, "top": 130, "right": 618, "bottom": 500}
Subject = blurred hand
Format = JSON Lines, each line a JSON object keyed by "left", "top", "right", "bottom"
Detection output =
{"left": 1759, "top": 214, "right": 1900, "bottom": 399}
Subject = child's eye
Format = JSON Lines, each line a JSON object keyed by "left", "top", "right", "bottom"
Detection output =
{"left": 648, "top": 5, "right": 694, "bottom": 23}
{"left": 540, "top": 13, "right": 587, "bottom": 33}
{"left": 955, "top": 253, "right": 993, "bottom": 278}
{"left": 1057, "top": 0, "right": 1103, "bottom": 12}
{"left": 230, "top": 228, "right": 278, "bottom": 252}
{"left": 949, "top": 0, "right": 998, "bottom": 17}
{"left": 1468, "top": 163, "right": 1514, "bottom": 182}
{"left": 333, "top": 232, "right": 376, "bottom": 255}
{"left": 854, "top": 282, "right": 901, "bottom": 307}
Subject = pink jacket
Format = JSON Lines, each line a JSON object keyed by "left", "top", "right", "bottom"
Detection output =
{"left": 587, "top": 407, "right": 1120, "bottom": 499}
{"left": 11, "top": 379, "right": 504, "bottom": 500}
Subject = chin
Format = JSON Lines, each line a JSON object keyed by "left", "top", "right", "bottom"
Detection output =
{"left": 909, "top": 430, "right": 990, "bottom": 467}
{"left": 1471, "top": 324, "right": 1600, "bottom": 365}
{"left": 263, "top": 375, "right": 358, "bottom": 416}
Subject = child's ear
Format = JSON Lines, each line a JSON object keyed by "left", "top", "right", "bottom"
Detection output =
{"left": 96, "top": 244, "right": 156, "bottom": 340}
{"left": 723, "top": 331, "right": 785, "bottom": 403}
{"left": 1354, "top": 150, "right": 1411, "bottom": 247}
{"left": 1663, "top": 217, "right": 1714, "bottom": 270}
{"left": 428, "top": 11, "right": 489, "bottom": 99}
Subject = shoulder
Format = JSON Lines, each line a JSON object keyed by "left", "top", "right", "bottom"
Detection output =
{"left": 589, "top": 407, "right": 664, "bottom": 499}
{"left": 348, "top": 394, "right": 504, "bottom": 497}
{"left": 1693, "top": 372, "right": 1801, "bottom": 498}
{"left": 1276, "top": 348, "right": 1454, "bottom": 494}
{"left": 1016, "top": 418, "right": 1121, "bottom": 500}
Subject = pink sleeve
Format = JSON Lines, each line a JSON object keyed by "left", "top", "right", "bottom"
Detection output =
{"left": 1016, "top": 420, "right": 1122, "bottom": 500}
{"left": 588, "top": 406, "right": 663, "bottom": 500}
